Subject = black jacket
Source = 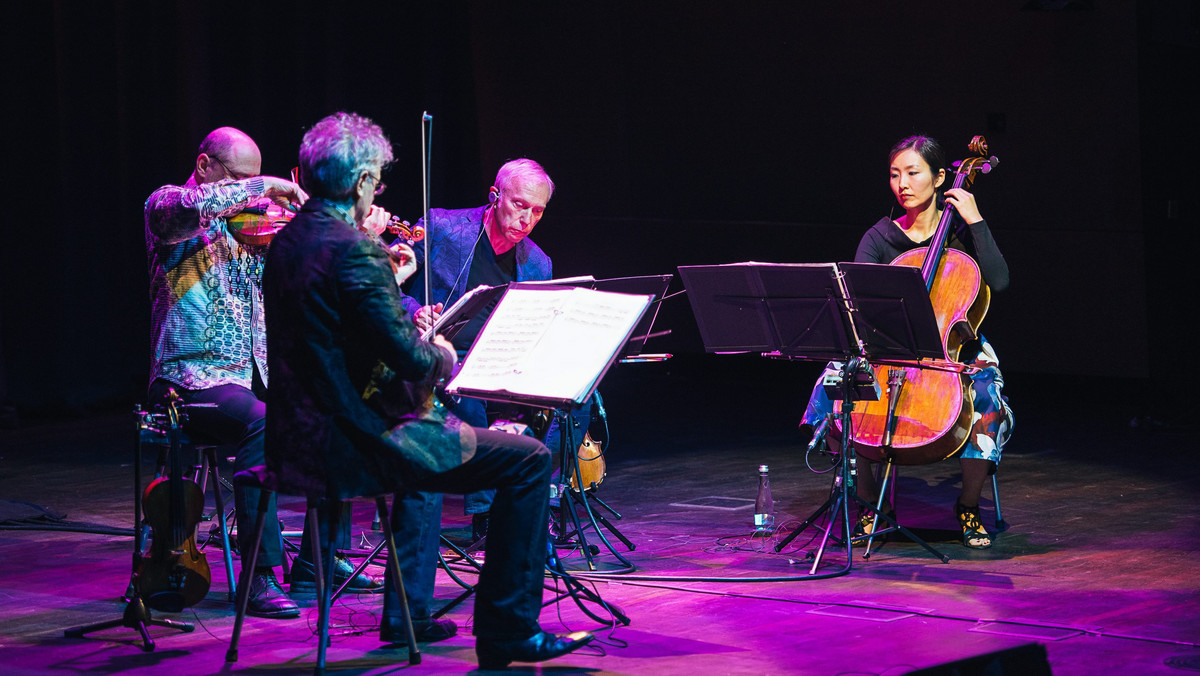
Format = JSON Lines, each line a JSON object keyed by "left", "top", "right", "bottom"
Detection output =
{"left": 263, "top": 199, "right": 474, "bottom": 499}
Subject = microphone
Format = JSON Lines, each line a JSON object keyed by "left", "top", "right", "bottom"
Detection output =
{"left": 593, "top": 390, "right": 606, "bottom": 420}
{"left": 807, "top": 417, "right": 831, "bottom": 454}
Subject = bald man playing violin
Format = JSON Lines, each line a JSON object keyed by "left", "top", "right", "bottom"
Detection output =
{"left": 145, "top": 126, "right": 382, "bottom": 619}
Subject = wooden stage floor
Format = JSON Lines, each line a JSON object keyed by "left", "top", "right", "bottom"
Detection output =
{"left": 2, "top": 360, "right": 1198, "bottom": 675}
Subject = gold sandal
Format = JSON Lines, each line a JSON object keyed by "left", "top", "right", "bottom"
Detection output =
{"left": 853, "top": 504, "right": 893, "bottom": 542}
{"left": 955, "top": 503, "right": 993, "bottom": 549}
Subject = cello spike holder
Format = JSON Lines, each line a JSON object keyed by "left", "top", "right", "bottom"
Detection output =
{"left": 63, "top": 405, "right": 196, "bottom": 652}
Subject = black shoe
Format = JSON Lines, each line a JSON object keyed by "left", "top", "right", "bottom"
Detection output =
{"left": 380, "top": 616, "right": 457, "bottom": 645}
{"left": 245, "top": 571, "right": 300, "bottom": 619}
{"left": 290, "top": 554, "right": 383, "bottom": 594}
{"left": 476, "top": 630, "right": 593, "bottom": 670}
{"left": 471, "top": 512, "right": 490, "bottom": 543}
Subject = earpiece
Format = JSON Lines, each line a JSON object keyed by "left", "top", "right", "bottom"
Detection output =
{"left": 488, "top": 187, "right": 501, "bottom": 204}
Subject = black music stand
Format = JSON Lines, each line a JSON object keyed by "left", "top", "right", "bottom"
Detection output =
{"left": 678, "top": 262, "right": 951, "bottom": 574}
{"left": 444, "top": 283, "right": 650, "bottom": 623}
{"left": 539, "top": 275, "right": 673, "bottom": 570}
{"left": 447, "top": 277, "right": 671, "bottom": 572}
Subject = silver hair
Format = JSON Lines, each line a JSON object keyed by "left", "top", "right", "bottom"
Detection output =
{"left": 299, "top": 112, "right": 394, "bottom": 201}
{"left": 494, "top": 158, "right": 554, "bottom": 198}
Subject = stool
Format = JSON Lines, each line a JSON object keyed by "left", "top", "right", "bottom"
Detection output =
{"left": 137, "top": 407, "right": 238, "bottom": 602}
{"left": 225, "top": 467, "right": 420, "bottom": 673}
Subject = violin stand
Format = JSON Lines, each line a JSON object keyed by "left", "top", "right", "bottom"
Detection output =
{"left": 64, "top": 405, "right": 196, "bottom": 652}
{"left": 678, "top": 261, "right": 953, "bottom": 576}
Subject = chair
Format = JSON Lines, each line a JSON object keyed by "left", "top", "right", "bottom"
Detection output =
{"left": 224, "top": 467, "right": 420, "bottom": 674}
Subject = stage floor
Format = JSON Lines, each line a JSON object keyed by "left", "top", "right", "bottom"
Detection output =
{"left": 2, "top": 362, "right": 1198, "bottom": 675}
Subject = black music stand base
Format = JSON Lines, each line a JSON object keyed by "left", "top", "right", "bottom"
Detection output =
{"left": 775, "top": 409, "right": 950, "bottom": 567}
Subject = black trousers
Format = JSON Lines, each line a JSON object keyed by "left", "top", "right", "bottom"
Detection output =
{"left": 383, "top": 428, "right": 551, "bottom": 641}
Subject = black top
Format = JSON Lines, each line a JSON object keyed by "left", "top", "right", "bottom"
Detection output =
{"left": 456, "top": 230, "right": 518, "bottom": 350}
{"left": 855, "top": 215, "right": 1009, "bottom": 293}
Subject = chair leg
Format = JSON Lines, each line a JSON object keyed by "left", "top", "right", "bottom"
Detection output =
{"left": 991, "top": 473, "right": 1010, "bottom": 532}
{"left": 205, "top": 449, "right": 237, "bottom": 602}
{"left": 376, "top": 496, "right": 420, "bottom": 665}
{"left": 225, "top": 488, "right": 271, "bottom": 663}
{"left": 314, "top": 501, "right": 336, "bottom": 676}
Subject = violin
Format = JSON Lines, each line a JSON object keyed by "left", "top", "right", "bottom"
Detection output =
{"left": 837, "top": 136, "right": 999, "bottom": 465}
{"left": 366, "top": 216, "right": 426, "bottom": 285}
{"left": 227, "top": 197, "right": 296, "bottom": 246}
{"left": 136, "top": 390, "right": 211, "bottom": 612}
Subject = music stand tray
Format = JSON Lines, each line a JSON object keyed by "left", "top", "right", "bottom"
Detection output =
{"left": 678, "top": 262, "right": 951, "bottom": 573}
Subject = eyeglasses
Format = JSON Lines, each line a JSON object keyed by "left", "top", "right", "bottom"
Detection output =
{"left": 366, "top": 173, "right": 386, "bottom": 196}
{"left": 210, "top": 154, "right": 251, "bottom": 180}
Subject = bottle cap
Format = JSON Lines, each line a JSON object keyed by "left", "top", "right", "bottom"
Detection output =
{"left": 758, "top": 464, "right": 769, "bottom": 473}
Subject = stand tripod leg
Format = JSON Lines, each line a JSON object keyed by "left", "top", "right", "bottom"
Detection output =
{"left": 549, "top": 410, "right": 635, "bottom": 572}
{"left": 808, "top": 489, "right": 851, "bottom": 575}
{"left": 560, "top": 488, "right": 598, "bottom": 570}
{"left": 861, "top": 458, "right": 894, "bottom": 559}
{"left": 588, "top": 506, "right": 635, "bottom": 551}
{"left": 64, "top": 595, "right": 195, "bottom": 652}
{"left": 431, "top": 535, "right": 489, "bottom": 619}
{"left": 544, "top": 541, "right": 631, "bottom": 626}
{"left": 205, "top": 449, "right": 237, "bottom": 602}
{"left": 585, "top": 492, "right": 623, "bottom": 520}
{"left": 854, "top": 495, "right": 950, "bottom": 563}
{"left": 774, "top": 491, "right": 836, "bottom": 551}
{"left": 67, "top": 409, "right": 197, "bottom": 652}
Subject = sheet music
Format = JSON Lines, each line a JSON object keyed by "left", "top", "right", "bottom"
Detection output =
{"left": 447, "top": 287, "right": 651, "bottom": 405}
{"left": 421, "top": 284, "right": 493, "bottom": 341}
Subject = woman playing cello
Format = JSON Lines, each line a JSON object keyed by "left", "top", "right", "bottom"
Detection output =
{"left": 800, "top": 134, "right": 1014, "bottom": 549}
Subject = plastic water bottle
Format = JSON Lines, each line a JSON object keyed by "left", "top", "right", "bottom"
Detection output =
{"left": 754, "top": 464, "right": 775, "bottom": 532}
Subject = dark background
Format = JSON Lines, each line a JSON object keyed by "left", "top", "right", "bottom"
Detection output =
{"left": 1, "top": 1, "right": 1196, "bottom": 426}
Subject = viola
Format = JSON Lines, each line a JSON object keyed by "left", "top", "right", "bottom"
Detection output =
{"left": 837, "top": 136, "right": 999, "bottom": 465}
{"left": 568, "top": 432, "right": 607, "bottom": 492}
{"left": 136, "top": 390, "right": 211, "bottom": 612}
{"left": 227, "top": 197, "right": 297, "bottom": 246}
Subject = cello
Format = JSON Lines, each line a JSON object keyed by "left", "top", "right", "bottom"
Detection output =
{"left": 836, "top": 136, "right": 999, "bottom": 465}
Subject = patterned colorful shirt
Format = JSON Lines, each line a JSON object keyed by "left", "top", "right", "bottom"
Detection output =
{"left": 145, "top": 175, "right": 270, "bottom": 391}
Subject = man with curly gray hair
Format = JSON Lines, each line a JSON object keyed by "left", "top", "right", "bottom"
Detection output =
{"left": 263, "top": 112, "right": 592, "bottom": 669}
